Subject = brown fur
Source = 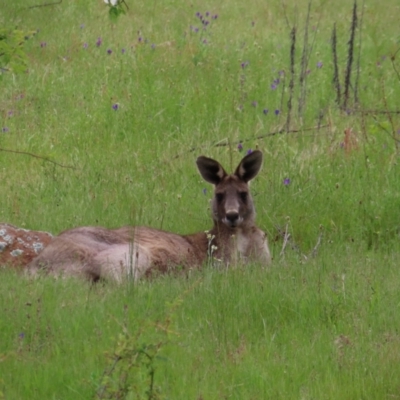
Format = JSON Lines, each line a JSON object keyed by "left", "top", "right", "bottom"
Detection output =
{"left": 27, "top": 151, "right": 270, "bottom": 281}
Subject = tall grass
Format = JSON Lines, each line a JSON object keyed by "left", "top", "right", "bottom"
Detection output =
{"left": 1, "top": 0, "right": 400, "bottom": 398}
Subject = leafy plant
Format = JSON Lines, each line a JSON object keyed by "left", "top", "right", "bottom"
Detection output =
{"left": 103, "top": 0, "right": 128, "bottom": 21}
{"left": 0, "top": 28, "right": 35, "bottom": 75}
{"left": 95, "top": 292, "right": 186, "bottom": 399}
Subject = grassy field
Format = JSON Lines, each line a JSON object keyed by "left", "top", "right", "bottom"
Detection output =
{"left": 1, "top": 0, "right": 400, "bottom": 398}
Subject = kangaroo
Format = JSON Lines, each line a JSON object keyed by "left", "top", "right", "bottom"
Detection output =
{"left": 27, "top": 150, "right": 270, "bottom": 281}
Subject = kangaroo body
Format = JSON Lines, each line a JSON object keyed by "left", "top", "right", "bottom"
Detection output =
{"left": 28, "top": 151, "right": 270, "bottom": 281}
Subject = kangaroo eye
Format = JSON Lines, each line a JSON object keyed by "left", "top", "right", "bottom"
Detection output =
{"left": 239, "top": 192, "right": 248, "bottom": 202}
{"left": 216, "top": 193, "right": 224, "bottom": 203}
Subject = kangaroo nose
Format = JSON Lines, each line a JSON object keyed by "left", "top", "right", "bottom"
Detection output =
{"left": 226, "top": 211, "right": 239, "bottom": 224}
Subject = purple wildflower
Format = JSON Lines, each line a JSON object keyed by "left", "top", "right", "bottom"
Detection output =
{"left": 40, "top": 42, "right": 46, "bottom": 48}
{"left": 317, "top": 61, "right": 323, "bottom": 69}
{"left": 19, "top": 332, "right": 25, "bottom": 339}
{"left": 274, "top": 109, "right": 280, "bottom": 115}
{"left": 121, "top": 48, "right": 126, "bottom": 54}
{"left": 195, "top": 12, "right": 201, "bottom": 17}
{"left": 283, "top": 178, "right": 291, "bottom": 186}
{"left": 205, "top": 11, "right": 210, "bottom": 16}
{"left": 278, "top": 70, "right": 285, "bottom": 76}
{"left": 107, "top": 49, "right": 112, "bottom": 54}
{"left": 238, "top": 143, "right": 243, "bottom": 152}
{"left": 7, "top": 111, "right": 13, "bottom": 117}
{"left": 112, "top": 103, "right": 119, "bottom": 111}
{"left": 212, "top": 14, "right": 218, "bottom": 20}
{"left": 251, "top": 101, "right": 258, "bottom": 107}
{"left": 271, "top": 83, "right": 277, "bottom": 90}
{"left": 138, "top": 37, "right": 142, "bottom": 43}
{"left": 273, "top": 78, "right": 280, "bottom": 85}
{"left": 202, "top": 188, "right": 207, "bottom": 195}
{"left": 2, "top": 127, "right": 9, "bottom": 133}
{"left": 247, "top": 149, "right": 253, "bottom": 155}
{"left": 241, "top": 61, "right": 249, "bottom": 69}
{"left": 96, "top": 37, "right": 102, "bottom": 47}
{"left": 83, "top": 43, "right": 88, "bottom": 49}
{"left": 202, "top": 39, "right": 208, "bottom": 44}
{"left": 263, "top": 109, "right": 269, "bottom": 115}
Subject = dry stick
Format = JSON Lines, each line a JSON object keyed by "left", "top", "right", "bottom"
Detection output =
{"left": 276, "top": 225, "right": 302, "bottom": 255}
{"left": 370, "top": 115, "right": 400, "bottom": 143}
{"left": 0, "top": 147, "right": 76, "bottom": 169}
{"left": 354, "top": 0, "right": 365, "bottom": 104}
{"left": 331, "top": 23, "right": 341, "bottom": 106}
{"left": 390, "top": 47, "right": 400, "bottom": 82}
{"left": 361, "top": 109, "right": 400, "bottom": 115}
{"left": 380, "top": 79, "right": 399, "bottom": 151}
{"left": 28, "top": 0, "right": 62, "bottom": 8}
{"left": 310, "top": 227, "right": 323, "bottom": 258}
{"left": 360, "top": 106, "right": 368, "bottom": 143}
{"left": 343, "top": 1, "right": 357, "bottom": 111}
{"left": 121, "top": 0, "right": 129, "bottom": 11}
{"left": 298, "top": 1, "right": 312, "bottom": 118}
{"left": 172, "top": 124, "right": 329, "bottom": 159}
{"left": 280, "top": 0, "right": 292, "bottom": 31}
{"left": 280, "top": 223, "right": 291, "bottom": 257}
{"left": 286, "top": 27, "right": 296, "bottom": 132}
{"left": 279, "top": 72, "right": 286, "bottom": 116}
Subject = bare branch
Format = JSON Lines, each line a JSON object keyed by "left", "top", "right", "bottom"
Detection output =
{"left": 28, "top": 0, "right": 62, "bottom": 9}
{"left": 0, "top": 147, "right": 76, "bottom": 169}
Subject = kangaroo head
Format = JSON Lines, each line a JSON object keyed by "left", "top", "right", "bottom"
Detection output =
{"left": 196, "top": 150, "right": 263, "bottom": 229}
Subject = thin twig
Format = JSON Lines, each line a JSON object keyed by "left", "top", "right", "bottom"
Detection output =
{"left": 370, "top": 115, "right": 400, "bottom": 143}
{"left": 310, "top": 226, "right": 323, "bottom": 258}
{"left": 280, "top": 223, "right": 290, "bottom": 256}
{"left": 0, "top": 147, "right": 76, "bottom": 169}
{"left": 28, "top": 0, "right": 62, "bottom": 9}
{"left": 380, "top": 79, "right": 399, "bottom": 151}
{"left": 361, "top": 109, "right": 400, "bottom": 115}
{"left": 286, "top": 27, "right": 296, "bottom": 132}
{"left": 172, "top": 124, "right": 329, "bottom": 159}
{"left": 331, "top": 23, "right": 341, "bottom": 106}
{"left": 354, "top": 0, "right": 365, "bottom": 104}
{"left": 275, "top": 225, "right": 302, "bottom": 255}
{"left": 298, "top": 1, "right": 312, "bottom": 117}
{"left": 390, "top": 47, "right": 400, "bottom": 82}
{"left": 343, "top": 1, "right": 357, "bottom": 110}
{"left": 280, "top": 0, "right": 292, "bottom": 31}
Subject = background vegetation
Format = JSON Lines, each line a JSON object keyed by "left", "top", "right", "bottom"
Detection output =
{"left": 1, "top": 0, "right": 400, "bottom": 398}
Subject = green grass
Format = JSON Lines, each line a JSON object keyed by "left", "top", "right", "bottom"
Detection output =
{"left": 1, "top": 0, "right": 400, "bottom": 398}
{"left": 1, "top": 249, "right": 400, "bottom": 399}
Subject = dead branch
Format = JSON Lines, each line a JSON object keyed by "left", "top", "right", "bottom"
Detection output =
{"left": 28, "top": 0, "right": 62, "bottom": 9}
{"left": 0, "top": 147, "right": 76, "bottom": 169}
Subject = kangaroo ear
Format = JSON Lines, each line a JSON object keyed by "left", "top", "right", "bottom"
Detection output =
{"left": 235, "top": 150, "right": 263, "bottom": 182}
{"left": 196, "top": 156, "right": 227, "bottom": 185}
